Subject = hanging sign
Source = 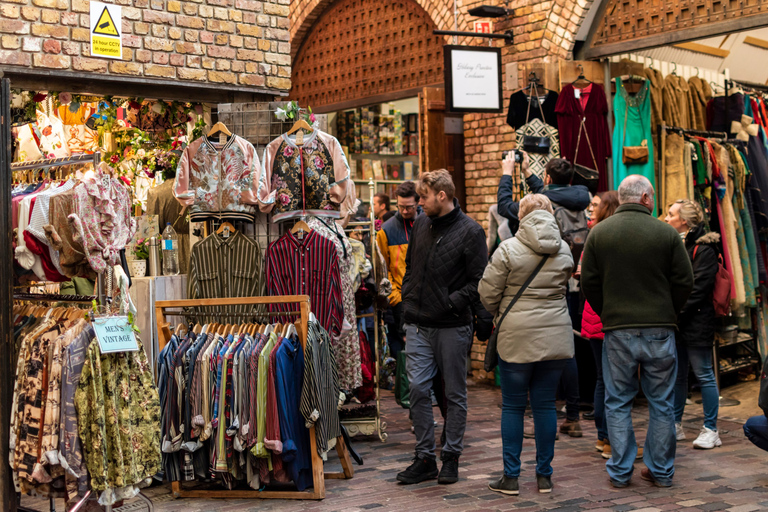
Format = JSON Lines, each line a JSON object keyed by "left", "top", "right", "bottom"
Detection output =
{"left": 92, "top": 316, "right": 139, "bottom": 353}
{"left": 90, "top": 1, "right": 122, "bottom": 59}
{"left": 444, "top": 45, "right": 503, "bottom": 113}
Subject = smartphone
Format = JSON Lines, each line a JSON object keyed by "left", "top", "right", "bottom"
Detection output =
{"left": 502, "top": 150, "right": 523, "bottom": 164}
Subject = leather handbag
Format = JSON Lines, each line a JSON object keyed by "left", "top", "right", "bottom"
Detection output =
{"left": 621, "top": 99, "right": 649, "bottom": 165}
{"left": 484, "top": 254, "right": 550, "bottom": 372}
{"left": 521, "top": 81, "right": 551, "bottom": 155}
{"left": 571, "top": 117, "right": 600, "bottom": 193}
{"left": 522, "top": 135, "right": 551, "bottom": 154}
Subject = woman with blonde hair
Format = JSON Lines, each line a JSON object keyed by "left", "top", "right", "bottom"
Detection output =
{"left": 479, "top": 194, "right": 574, "bottom": 495}
{"left": 665, "top": 199, "right": 722, "bottom": 449}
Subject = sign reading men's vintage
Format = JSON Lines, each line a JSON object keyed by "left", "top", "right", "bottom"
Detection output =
{"left": 90, "top": 1, "right": 122, "bottom": 59}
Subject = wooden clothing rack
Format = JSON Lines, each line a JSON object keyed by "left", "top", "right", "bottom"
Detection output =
{"left": 155, "top": 295, "right": 354, "bottom": 500}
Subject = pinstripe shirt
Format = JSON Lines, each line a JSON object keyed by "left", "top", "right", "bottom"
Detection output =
{"left": 188, "top": 231, "right": 264, "bottom": 322}
{"left": 265, "top": 230, "right": 343, "bottom": 337}
{"left": 300, "top": 320, "right": 341, "bottom": 458}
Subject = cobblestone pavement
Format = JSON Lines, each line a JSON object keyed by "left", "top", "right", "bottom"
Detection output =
{"left": 23, "top": 381, "right": 768, "bottom": 512}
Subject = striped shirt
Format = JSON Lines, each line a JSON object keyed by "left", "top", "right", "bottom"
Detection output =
{"left": 188, "top": 231, "right": 264, "bottom": 323}
{"left": 265, "top": 230, "right": 343, "bottom": 337}
{"left": 300, "top": 320, "right": 341, "bottom": 458}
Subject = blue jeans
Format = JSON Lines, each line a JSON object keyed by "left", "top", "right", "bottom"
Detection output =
{"left": 674, "top": 344, "right": 719, "bottom": 430}
{"left": 590, "top": 338, "right": 608, "bottom": 441}
{"left": 498, "top": 358, "right": 567, "bottom": 478}
{"left": 561, "top": 356, "right": 580, "bottom": 421}
{"left": 603, "top": 328, "right": 677, "bottom": 486}
{"left": 744, "top": 415, "right": 768, "bottom": 452}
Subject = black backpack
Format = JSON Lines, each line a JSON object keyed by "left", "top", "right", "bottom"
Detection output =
{"left": 551, "top": 201, "right": 589, "bottom": 263}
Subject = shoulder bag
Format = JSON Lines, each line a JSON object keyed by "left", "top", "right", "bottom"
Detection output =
{"left": 571, "top": 117, "right": 600, "bottom": 193}
{"left": 521, "top": 82, "right": 552, "bottom": 154}
{"left": 621, "top": 83, "right": 649, "bottom": 165}
{"left": 484, "top": 254, "right": 551, "bottom": 372}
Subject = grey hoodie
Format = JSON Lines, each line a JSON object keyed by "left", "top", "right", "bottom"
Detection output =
{"left": 478, "top": 209, "right": 575, "bottom": 364}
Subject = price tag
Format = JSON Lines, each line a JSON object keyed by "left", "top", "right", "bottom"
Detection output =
{"left": 92, "top": 316, "right": 139, "bottom": 354}
{"left": 218, "top": 132, "right": 227, "bottom": 144}
{"left": 296, "top": 130, "right": 304, "bottom": 145}
{"left": 574, "top": 88, "right": 581, "bottom": 99}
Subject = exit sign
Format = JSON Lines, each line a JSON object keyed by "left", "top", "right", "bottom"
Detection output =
{"left": 473, "top": 21, "right": 493, "bottom": 34}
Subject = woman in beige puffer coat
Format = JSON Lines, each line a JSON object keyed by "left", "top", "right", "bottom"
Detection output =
{"left": 479, "top": 194, "right": 574, "bottom": 496}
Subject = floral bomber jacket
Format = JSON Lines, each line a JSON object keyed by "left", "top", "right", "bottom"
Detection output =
{"left": 257, "top": 130, "right": 354, "bottom": 222}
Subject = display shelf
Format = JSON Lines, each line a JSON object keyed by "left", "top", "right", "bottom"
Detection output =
{"left": 349, "top": 153, "right": 418, "bottom": 160}
{"left": 719, "top": 358, "right": 759, "bottom": 375}
{"left": 718, "top": 335, "right": 754, "bottom": 349}
{"left": 353, "top": 179, "right": 408, "bottom": 185}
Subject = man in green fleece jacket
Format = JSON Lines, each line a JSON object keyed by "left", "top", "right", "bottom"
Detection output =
{"left": 581, "top": 175, "right": 693, "bottom": 489}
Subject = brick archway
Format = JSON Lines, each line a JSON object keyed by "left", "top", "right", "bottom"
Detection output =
{"left": 291, "top": 0, "right": 467, "bottom": 59}
{"left": 291, "top": 0, "right": 450, "bottom": 109}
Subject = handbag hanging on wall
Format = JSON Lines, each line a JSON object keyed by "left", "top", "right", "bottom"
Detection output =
{"left": 571, "top": 117, "right": 600, "bottom": 193}
{"left": 522, "top": 81, "right": 552, "bottom": 155}
{"left": 621, "top": 93, "right": 649, "bottom": 165}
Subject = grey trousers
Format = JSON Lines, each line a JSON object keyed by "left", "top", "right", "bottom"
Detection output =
{"left": 404, "top": 322, "right": 473, "bottom": 460}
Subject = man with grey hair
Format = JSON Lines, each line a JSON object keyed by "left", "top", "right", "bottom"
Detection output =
{"left": 580, "top": 175, "right": 693, "bottom": 489}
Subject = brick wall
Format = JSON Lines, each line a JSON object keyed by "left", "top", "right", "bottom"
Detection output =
{"left": 0, "top": 0, "right": 292, "bottom": 92}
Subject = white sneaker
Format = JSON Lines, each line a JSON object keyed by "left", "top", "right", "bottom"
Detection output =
{"left": 675, "top": 423, "right": 686, "bottom": 441}
{"left": 692, "top": 426, "right": 722, "bottom": 449}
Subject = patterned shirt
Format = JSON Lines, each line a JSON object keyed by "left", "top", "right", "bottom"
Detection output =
{"left": 187, "top": 231, "right": 264, "bottom": 323}
{"left": 265, "top": 230, "right": 344, "bottom": 337}
{"left": 300, "top": 320, "right": 341, "bottom": 459}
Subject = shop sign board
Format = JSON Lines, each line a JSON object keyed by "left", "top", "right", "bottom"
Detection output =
{"left": 93, "top": 316, "right": 139, "bottom": 353}
{"left": 473, "top": 21, "right": 493, "bottom": 34}
{"left": 90, "top": 1, "right": 122, "bottom": 59}
{"left": 444, "top": 45, "right": 502, "bottom": 113}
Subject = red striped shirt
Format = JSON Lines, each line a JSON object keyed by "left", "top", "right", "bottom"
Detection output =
{"left": 265, "top": 230, "right": 343, "bottom": 337}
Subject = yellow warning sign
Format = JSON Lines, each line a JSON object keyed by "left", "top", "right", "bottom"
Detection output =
{"left": 92, "top": 35, "right": 122, "bottom": 57}
{"left": 92, "top": 6, "right": 119, "bottom": 37}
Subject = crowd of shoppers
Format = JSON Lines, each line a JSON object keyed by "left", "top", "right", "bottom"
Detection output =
{"left": 377, "top": 148, "right": 749, "bottom": 494}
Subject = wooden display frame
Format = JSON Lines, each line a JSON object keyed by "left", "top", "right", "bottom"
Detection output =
{"left": 155, "top": 295, "right": 354, "bottom": 500}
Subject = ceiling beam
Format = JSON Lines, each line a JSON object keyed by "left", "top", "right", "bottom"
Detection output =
{"left": 581, "top": 12, "right": 768, "bottom": 60}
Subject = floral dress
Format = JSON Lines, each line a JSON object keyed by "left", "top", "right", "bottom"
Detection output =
{"left": 307, "top": 216, "right": 362, "bottom": 390}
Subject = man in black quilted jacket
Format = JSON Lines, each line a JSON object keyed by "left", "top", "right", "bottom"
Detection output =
{"left": 396, "top": 169, "right": 488, "bottom": 486}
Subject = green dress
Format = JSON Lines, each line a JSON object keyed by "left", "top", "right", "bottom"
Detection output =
{"left": 613, "top": 78, "right": 656, "bottom": 202}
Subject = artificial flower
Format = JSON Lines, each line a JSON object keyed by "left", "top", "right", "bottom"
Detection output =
{"left": 58, "top": 92, "right": 72, "bottom": 105}
{"left": 32, "top": 92, "right": 47, "bottom": 103}
{"left": 194, "top": 104, "right": 204, "bottom": 115}
{"left": 275, "top": 107, "right": 287, "bottom": 121}
{"left": 151, "top": 102, "right": 164, "bottom": 114}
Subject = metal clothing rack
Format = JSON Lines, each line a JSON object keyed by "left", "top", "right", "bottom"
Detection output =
{"left": 10, "top": 152, "right": 101, "bottom": 172}
{"left": 154, "top": 295, "right": 354, "bottom": 500}
{"left": 342, "top": 179, "right": 388, "bottom": 442}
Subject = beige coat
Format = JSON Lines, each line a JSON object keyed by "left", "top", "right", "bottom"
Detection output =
{"left": 478, "top": 210, "right": 574, "bottom": 364}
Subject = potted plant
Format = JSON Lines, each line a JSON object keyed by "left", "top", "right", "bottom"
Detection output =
{"left": 132, "top": 238, "right": 149, "bottom": 277}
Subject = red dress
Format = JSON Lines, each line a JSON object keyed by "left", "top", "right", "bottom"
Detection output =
{"left": 556, "top": 83, "right": 612, "bottom": 192}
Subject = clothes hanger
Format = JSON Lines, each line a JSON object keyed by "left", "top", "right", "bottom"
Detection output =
{"left": 285, "top": 111, "right": 314, "bottom": 146}
{"left": 207, "top": 122, "right": 232, "bottom": 138}
{"left": 671, "top": 62, "right": 678, "bottom": 76}
{"left": 291, "top": 218, "right": 312, "bottom": 239}
{"left": 571, "top": 64, "right": 592, "bottom": 88}
{"left": 215, "top": 220, "right": 236, "bottom": 238}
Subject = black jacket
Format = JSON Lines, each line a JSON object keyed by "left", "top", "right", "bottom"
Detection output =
{"left": 497, "top": 174, "right": 590, "bottom": 234}
{"left": 677, "top": 225, "right": 720, "bottom": 347}
{"left": 401, "top": 199, "right": 488, "bottom": 328}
